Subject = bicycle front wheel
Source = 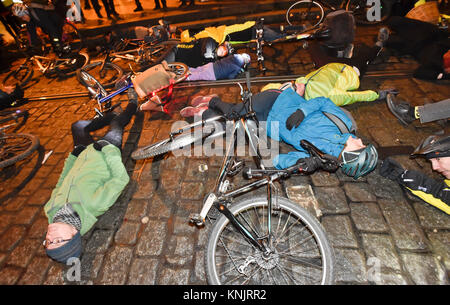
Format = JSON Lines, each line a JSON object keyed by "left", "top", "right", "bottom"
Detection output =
{"left": 2, "top": 64, "right": 33, "bottom": 88}
{"left": 205, "top": 196, "right": 335, "bottom": 285}
{"left": 54, "top": 51, "right": 89, "bottom": 76}
{"left": 77, "top": 61, "right": 123, "bottom": 89}
{"left": 286, "top": 0, "right": 325, "bottom": 28}
{"left": 167, "top": 62, "right": 189, "bottom": 84}
{"left": 131, "top": 123, "right": 215, "bottom": 160}
{"left": 0, "top": 133, "right": 40, "bottom": 168}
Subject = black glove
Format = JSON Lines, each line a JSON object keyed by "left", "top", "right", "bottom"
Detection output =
{"left": 398, "top": 170, "right": 424, "bottom": 190}
{"left": 71, "top": 144, "right": 86, "bottom": 157}
{"left": 286, "top": 109, "right": 305, "bottom": 130}
{"left": 377, "top": 88, "right": 399, "bottom": 100}
{"left": 93, "top": 140, "right": 111, "bottom": 151}
{"left": 320, "top": 154, "right": 340, "bottom": 172}
{"left": 296, "top": 156, "right": 321, "bottom": 173}
{"left": 379, "top": 157, "right": 406, "bottom": 183}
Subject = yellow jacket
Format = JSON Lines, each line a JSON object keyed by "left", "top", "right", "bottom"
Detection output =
{"left": 181, "top": 21, "right": 256, "bottom": 44}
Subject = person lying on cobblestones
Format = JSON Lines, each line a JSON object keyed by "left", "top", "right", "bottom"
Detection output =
{"left": 179, "top": 82, "right": 378, "bottom": 178}
{"left": 0, "top": 85, "right": 24, "bottom": 110}
{"left": 42, "top": 88, "right": 138, "bottom": 264}
{"left": 186, "top": 53, "right": 251, "bottom": 81}
{"left": 380, "top": 133, "right": 450, "bottom": 214}
{"left": 386, "top": 94, "right": 450, "bottom": 126}
{"left": 262, "top": 62, "right": 395, "bottom": 107}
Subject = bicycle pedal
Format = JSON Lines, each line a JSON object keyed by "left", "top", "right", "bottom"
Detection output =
{"left": 189, "top": 213, "right": 205, "bottom": 227}
{"left": 227, "top": 159, "right": 245, "bottom": 177}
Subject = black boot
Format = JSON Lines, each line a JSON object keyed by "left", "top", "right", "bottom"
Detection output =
{"left": 386, "top": 94, "right": 416, "bottom": 125}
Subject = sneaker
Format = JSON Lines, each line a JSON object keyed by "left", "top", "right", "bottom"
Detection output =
{"left": 180, "top": 106, "right": 208, "bottom": 118}
{"left": 386, "top": 94, "right": 416, "bottom": 126}
{"left": 190, "top": 94, "right": 218, "bottom": 107}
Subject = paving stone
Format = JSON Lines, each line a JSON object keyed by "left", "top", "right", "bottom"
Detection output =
{"left": 0, "top": 266, "right": 23, "bottom": 285}
{"left": 80, "top": 252, "right": 104, "bottom": 282}
{"left": 361, "top": 233, "right": 402, "bottom": 272}
{"left": 97, "top": 246, "right": 133, "bottom": 285}
{"left": 350, "top": 202, "right": 388, "bottom": 233}
{"left": 115, "top": 221, "right": 141, "bottom": 246}
{"left": 0, "top": 226, "right": 26, "bottom": 252}
{"left": 6, "top": 238, "right": 40, "bottom": 268}
{"left": 412, "top": 202, "right": 450, "bottom": 230}
{"left": 321, "top": 216, "right": 358, "bottom": 248}
{"left": 427, "top": 232, "right": 450, "bottom": 272}
{"left": 127, "top": 257, "right": 159, "bottom": 285}
{"left": 343, "top": 182, "right": 377, "bottom": 202}
{"left": 192, "top": 250, "right": 207, "bottom": 285}
{"left": 43, "top": 264, "right": 65, "bottom": 285}
{"left": 334, "top": 248, "right": 367, "bottom": 284}
{"left": 172, "top": 215, "right": 197, "bottom": 235}
{"left": 17, "top": 256, "right": 51, "bottom": 285}
{"left": 12, "top": 206, "right": 40, "bottom": 226}
{"left": 136, "top": 219, "right": 167, "bottom": 256}
{"left": 310, "top": 171, "right": 340, "bottom": 187}
{"left": 158, "top": 267, "right": 190, "bottom": 285}
{"left": 181, "top": 182, "right": 206, "bottom": 200}
{"left": 123, "top": 199, "right": 148, "bottom": 222}
{"left": 84, "top": 229, "right": 115, "bottom": 254}
{"left": 166, "top": 235, "right": 195, "bottom": 266}
{"left": 27, "top": 216, "right": 48, "bottom": 239}
{"left": 147, "top": 194, "right": 173, "bottom": 219}
{"left": 400, "top": 253, "right": 448, "bottom": 285}
{"left": 378, "top": 199, "right": 429, "bottom": 251}
{"left": 367, "top": 174, "right": 405, "bottom": 200}
{"left": 313, "top": 187, "right": 349, "bottom": 215}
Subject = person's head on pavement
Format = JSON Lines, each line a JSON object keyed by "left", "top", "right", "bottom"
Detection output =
{"left": 412, "top": 133, "right": 450, "bottom": 179}
{"left": 44, "top": 221, "right": 81, "bottom": 264}
{"left": 340, "top": 136, "right": 378, "bottom": 179}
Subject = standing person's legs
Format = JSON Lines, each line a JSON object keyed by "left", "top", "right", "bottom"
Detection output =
{"left": 100, "top": 0, "right": 112, "bottom": 17}
{"left": 90, "top": 0, "right": 103, "bottom": 17}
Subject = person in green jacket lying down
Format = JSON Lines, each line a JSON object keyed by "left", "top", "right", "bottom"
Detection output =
{"left": 262, "top": 62, "right": 396, "bottom": 107}
{"left": 42, "top": 88, "right": 138, "bottom": 264}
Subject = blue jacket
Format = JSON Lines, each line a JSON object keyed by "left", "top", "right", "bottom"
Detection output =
{"left": 266, "top": 87, "right": 355, "bottom": 169}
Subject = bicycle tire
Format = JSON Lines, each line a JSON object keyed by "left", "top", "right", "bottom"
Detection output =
{"left": 77, "top": 61, "right": 123, "bottom": 89}
{"left": 286, "top": 0, "right": 325, "bottom": 28}
{"left": 53, "top": 51, "right": 89, "bottom": 77}
{"left": 166, "top": 62, "right": 189, "bottom": 84}
{"left": 2, "top": 64, "right": 33, "bottom": 88}
{"left": 61, "top": 20, "right": 84, "bottom": 53}
{"left": 0, "top": 133, "right": 40, "bottom": 168}
{"left": 205, "top": 196, "right": 335, "bottom": 285}
{"left": 131, "top": 123, "right": 215, "bottom": 160}
{"left": 346, "top": 0, "right": 391, "bottom": 25}
{"left": 140, "top": 42, "right": 177, "bottom": 70}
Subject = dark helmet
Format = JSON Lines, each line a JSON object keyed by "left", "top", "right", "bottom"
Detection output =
{"left": 341, "top": 144, "right": 378, "bottom": 179}
{"left": 411, "top": 133, "right": 450, "bottom": 159}
{"left": 321, "top": 10, "right": 355, "bottom": 49}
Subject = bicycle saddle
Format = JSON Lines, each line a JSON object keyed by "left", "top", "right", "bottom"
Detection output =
{"left": 300, "top": 139, "right": 338, "bottom": 165}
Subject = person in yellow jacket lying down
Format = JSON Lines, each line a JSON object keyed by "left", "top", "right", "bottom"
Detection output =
{"left": 380, "top": 133, "right": 450, "bottom": 215}
{"left": 261, "top": 62, "right": 395, "bottom": 107}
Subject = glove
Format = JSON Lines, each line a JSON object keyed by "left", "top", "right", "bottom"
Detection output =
{"left": 93, "top": 140, "right": 111, "bottom": 151}
{"left": 379, "top": 157, "right": 406, "bottom": 183}
{"left": 71, "top": 144, "right": 86, "bottom": 157}
{"left": 320, "top": 154, "right": 340, "bottom": 172}
{"left": 377, "top": 88, "right": 399, "bottom": 100}
{"left": 296, "top": 156, "right": 321, "bottom": 173}
{"left": 286, "top": 109, "right": 305, "bottom": 130}
{"left": 398, "top": 170, "right": 424, "bottom": 191}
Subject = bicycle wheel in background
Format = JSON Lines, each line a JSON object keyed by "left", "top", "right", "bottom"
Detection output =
{"left": 131, "top": 122, "right": 216, "bottom": 160}
{"left": 140, "top": 41, "right": 177, "bottom": 70}
{"left": 205, "top": 196, "right": 335, "bottom": 285}
{"left": 346, "top": 0, "right": 392, "bottom": 24}
{"left": 286, "top": 0, "right": 325, "bottom": 28}
{"left": 53, "top": 51, "right": 89, "bottom": 77}
{"left": 61, "top": 20, "right": 84, "bottom": 53}
{"left": 2, "top": 63, "right": 33, "bottom": 88}
{"left": 0, "top": 133, "right": 40, "bottom": 168}
{"left": 167, "top": 62, "right": 189, "bottom": 84}
{"left": 77, "top": 61, "right": 123, "bottom": 89}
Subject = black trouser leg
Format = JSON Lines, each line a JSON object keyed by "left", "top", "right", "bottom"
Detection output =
{"left": 101, "top": 103, "right": 137, "bottom": 148}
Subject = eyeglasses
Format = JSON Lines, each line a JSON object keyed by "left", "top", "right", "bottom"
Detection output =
{"left": 42, "top": 238, "right": 72, "bottom": 248}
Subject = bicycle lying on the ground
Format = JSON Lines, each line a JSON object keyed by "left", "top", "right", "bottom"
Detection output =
{"left": 77, "top": 61, "right": 188, "bottom": 117}
{"left": 131, "top": 70, "right": 337, "bottom": 285}
{"left": 0, "top": 109, "right": 40, "bottom": 168}
{"left": 78, "top": 38, "right": 178, "bottom": 89}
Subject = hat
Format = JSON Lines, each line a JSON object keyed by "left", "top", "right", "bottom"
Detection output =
{"left": 45, "top": 232, "right": 82, "bottom": 264}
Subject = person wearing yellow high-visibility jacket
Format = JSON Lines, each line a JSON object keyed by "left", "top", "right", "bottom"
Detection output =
{"left": 380, "top": 133, "right": 450, "bottom": 215}
{"left": 261, "top": 63, "right": 391, "bottom": 107}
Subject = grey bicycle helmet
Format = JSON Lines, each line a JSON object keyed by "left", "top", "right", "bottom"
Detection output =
{"left": 411, "top": 133, "right": 450, "bottom": 159}
{"left": 341, "top": 144, "right": 378, "bottom": 179}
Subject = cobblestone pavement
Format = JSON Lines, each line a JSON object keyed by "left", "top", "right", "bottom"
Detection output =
{"left": 0, "top": 23, "right": 449, "bottom": 286}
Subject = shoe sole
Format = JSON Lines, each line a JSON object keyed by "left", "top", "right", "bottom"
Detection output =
{"left": 386, "top": 94, "right": 409, "bottom": 126}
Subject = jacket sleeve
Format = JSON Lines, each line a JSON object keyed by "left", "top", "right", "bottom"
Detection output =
{"left": 402, "top": 171, "right": 450, "bottom": 214}
{"left": 327, "top": 88, "right": 379, "bottom": 106}
{"left": 91, "top": 145, "right": 130, "bottom": 214}
{"left": 54, "top": 154, "right": 77, "bottom": 189}
{"left": 273, "top": 150, "right": 309, "bottom": 169}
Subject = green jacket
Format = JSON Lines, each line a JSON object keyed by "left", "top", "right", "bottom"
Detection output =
{"left": 44, "top": 144, "right": 129, "bottom": 235}
{"left": 295, "top": 63, "right": 379, "bottom": 106}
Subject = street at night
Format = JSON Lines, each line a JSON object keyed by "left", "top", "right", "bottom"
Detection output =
{"left": 0, "top": 0, "right": 449, "bottom": 288}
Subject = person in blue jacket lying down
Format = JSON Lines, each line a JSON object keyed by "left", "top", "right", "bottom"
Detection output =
{"left": 180, "top": 81, "right": 379, "bottom": 179}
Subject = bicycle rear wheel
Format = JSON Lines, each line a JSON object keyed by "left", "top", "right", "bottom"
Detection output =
{"left": 52, "top": 51, "right": 89, "bottom": 77}
{"left": 167, "top": 62, "right": 189, "bottom": 84}
{"left": 2, "top": 64, "right": 33, "bottom": 88}
{"left": 77, "top": 61, "right": 123, "bottom": 89}
{"left": 0, "top": 133, "right": 40, "bottom": 168}
{"left": 346, "top": 0, "right": 391, "bottom": 24}
{"left": 205, "top": 196, "right": 335, "bottom": 285}
{"left": 131, "top": 123, "right": 215, "bottom": 160}
{"left": 139, "top": 41, "right": 177, "bottom": 70}
{"left": 286, "top": 0, "right": 325, "bottom": 28}
{"left": 61, "top": 20, "right": 84, "bottom": 53}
